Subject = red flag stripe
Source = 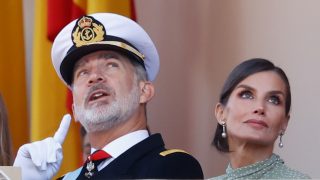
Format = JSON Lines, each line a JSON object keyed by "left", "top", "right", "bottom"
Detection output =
{"left": 47, "top": 0, "right": 86, "bottom": 41}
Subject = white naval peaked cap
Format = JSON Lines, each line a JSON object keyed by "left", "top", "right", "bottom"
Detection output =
{"left": 51, "top": 13, "right": 159, "bottom": 87}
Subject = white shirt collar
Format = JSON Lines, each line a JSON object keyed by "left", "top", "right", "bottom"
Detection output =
{"left": 91, "top": 130, "right": 149, "bottom": 158}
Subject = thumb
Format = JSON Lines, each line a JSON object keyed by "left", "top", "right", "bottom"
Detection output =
{"left": 53, "top": 114, "right": 71, "bottom": 145}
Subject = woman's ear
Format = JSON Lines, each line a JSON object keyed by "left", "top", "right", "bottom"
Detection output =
{"left": 215, "top": 103, "right": 225, "bottom": 124}
{"left": 139, "top": 81, "right": 155, "bottom": 103}
{"left": 281, "top": 114, "right": 290, "bottom": 133}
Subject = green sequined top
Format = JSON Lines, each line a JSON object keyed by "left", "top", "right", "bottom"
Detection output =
{"left": 210, "top": 154, "right": 310, "bottom": 179}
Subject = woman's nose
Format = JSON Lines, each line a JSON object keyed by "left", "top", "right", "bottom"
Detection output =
{"left": 253, "top": 106, "right": 265, "bottom": 116}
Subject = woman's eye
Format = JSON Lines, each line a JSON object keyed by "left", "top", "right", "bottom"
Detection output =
{"left": 239, "top": 91, "right": 253, "bottom": 99}
{"left": 268, "top": 96, "right": 280, "bottom": 105}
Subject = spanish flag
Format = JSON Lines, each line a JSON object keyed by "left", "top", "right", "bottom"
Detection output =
{"left": 32, "top": 0, "right": 136, "bottom": 176}
{"left": 0, "top": 0, "right": 28, "bottom": 158}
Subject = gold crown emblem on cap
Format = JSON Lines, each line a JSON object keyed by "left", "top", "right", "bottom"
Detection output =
{"left": 78, "top": 16, "right": 92, "bottom": 28}
{"left": 72, "top": 16, "right": 105, "bottom": 47}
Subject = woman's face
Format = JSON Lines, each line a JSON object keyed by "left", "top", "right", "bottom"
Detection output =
{"left": 216, "top": 71, "right": 289, "bottom": 149}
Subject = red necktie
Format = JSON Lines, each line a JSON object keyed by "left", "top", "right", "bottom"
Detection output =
{"left": 84, "top": 150, "right": 111, "bottom": 178}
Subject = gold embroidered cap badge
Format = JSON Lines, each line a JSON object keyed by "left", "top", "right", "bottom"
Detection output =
{"left": 72, "top": 16, "right": 105, "bottom": 47}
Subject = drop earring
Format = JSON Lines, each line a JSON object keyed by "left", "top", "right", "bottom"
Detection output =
{"left": 221, "top": 122, "right": 227, "bottom": 138}
{"left": 278, "top": 132, "right": 284, "bottom": 148}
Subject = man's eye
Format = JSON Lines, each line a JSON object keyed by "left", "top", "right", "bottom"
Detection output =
{"left": 78, "top": 70, "right": 88, "bottom": 77}
{"left": 268, "top": 96, "right": 281, "bottom": 105}
{"left": 239, "top": 91, "right": 253, "bottom": 99}
{"left": 106, "top": 62, "right": 119, "bottom": 68}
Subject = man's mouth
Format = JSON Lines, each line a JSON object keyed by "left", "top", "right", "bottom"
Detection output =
{"left": 88, "top": 90, "right": 110, "bottom": 103}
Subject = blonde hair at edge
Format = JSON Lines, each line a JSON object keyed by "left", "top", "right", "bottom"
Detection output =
{"left": 0, "top": 94, "right": 13, "bottom": 165}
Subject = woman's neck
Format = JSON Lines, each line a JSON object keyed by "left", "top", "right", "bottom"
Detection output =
{"left": 228, "top": 141, "right": 274, "bottom": 169}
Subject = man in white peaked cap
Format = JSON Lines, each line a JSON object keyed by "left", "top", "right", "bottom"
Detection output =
{"left": 14, "top": 13, "right": 203, "bottom": 179}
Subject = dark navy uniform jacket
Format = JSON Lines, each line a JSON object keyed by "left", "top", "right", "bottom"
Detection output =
{"left": 61, "top": 133, "right": 203, "bottom": 179}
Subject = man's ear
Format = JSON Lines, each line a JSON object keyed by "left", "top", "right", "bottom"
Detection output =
{"left": 215, "top": 103, "right": 225, "bottom": 124}
{"left": 72, "top": 103, "right": 79, "bottom": 122}
{"left": 139, "top": 81, "right": 155, "bottom": 103}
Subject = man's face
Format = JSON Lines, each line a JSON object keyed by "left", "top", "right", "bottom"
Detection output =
{"left": 72, "top": 50, "right": 141, "bottom": 132}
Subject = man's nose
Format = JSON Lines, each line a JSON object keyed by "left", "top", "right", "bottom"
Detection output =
{"left": 88, "top": 72, "right": 105, "bottom": 85}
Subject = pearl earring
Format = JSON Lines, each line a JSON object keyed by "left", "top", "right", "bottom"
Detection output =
{"left": 279, "top": 132, "right": 284, "bottom": 148}
{"left": 221, "top": 122, "right": 227, "bottom": 138}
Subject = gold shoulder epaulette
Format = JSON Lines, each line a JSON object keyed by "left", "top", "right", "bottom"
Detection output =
{"left": 159, "top": 149, "right": 189, "bottom": 156}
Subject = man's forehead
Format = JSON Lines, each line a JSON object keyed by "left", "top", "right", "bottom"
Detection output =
{"left": 74, "top": 50, "right": 128, "bottom": 68}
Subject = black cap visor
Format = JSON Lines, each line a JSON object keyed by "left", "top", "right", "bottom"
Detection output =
{"left": 60, "top": 41, "right": 145, "bottom": 86}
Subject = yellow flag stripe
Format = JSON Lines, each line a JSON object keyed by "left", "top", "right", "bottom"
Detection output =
{"left": 0, "top": 0, "right": 28, "bottom": 154}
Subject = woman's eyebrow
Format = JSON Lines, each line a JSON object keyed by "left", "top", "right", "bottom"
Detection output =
{"left": 236, "top": 84, "right": 255, "bottom": 91}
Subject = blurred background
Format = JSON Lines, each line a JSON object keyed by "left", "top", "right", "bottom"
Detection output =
{"left": 0, "top": 0, "right": 319, "bottom": 178}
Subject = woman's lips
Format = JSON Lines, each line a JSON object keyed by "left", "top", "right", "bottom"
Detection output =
{"left": 244, "top": 119, "right": 269, "bottom": 128}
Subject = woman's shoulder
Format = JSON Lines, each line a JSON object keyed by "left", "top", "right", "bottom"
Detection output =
{"left": 208, "top": 154, "right": 310, "bottom": 180}
{"left": 208, "top": 168, "right": 310, "bottom": 180}
{"left": 272, "top": 160, "right": 310, "bottom": 179}
{"left": 208, "top": 174, "right": 226, "bottom": 180}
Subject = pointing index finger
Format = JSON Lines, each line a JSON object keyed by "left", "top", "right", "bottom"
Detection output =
{"left": 53, "top": 114, "right": 71, "bottom": 145}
